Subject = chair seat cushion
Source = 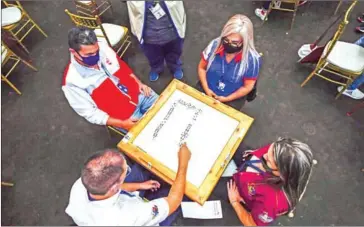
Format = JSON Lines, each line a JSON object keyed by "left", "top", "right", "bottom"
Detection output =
{"left": 77, "top": 1, "right": 92, "bottom": 5}
{"left": 1, "top": 45, "right": 9, "bottom": 64}
{"left": 1, "top": 7, "right": 22, "bottom": 27}
{"left": 326, "top": 41, "right": 364, "bottom": 73}
{"left": 95, "top": 23, "right": 126, "bottom": 46}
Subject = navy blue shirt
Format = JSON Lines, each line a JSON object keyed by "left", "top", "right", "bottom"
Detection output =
{"left": 202, "top": 39, "right": 261, "bottom": 97}
{"left": 143, "top": 1, "right": 178, "bottom": 45}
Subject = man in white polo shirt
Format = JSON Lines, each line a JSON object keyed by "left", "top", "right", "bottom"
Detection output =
{"left": 65, "top": 144, "right": 191, "bottom": 226}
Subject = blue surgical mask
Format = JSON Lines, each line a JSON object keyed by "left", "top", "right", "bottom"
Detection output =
{"left": 76, "top": 50, "right": 100, "bottom": 66}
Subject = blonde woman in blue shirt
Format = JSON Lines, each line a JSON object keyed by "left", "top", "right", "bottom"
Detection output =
{"left": 197, "top": 14, "right": 261, "bottom": 109}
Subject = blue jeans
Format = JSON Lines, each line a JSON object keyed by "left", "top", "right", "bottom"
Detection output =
{"left": 124, "top": 163, "right": 185, "bottom": 226}
{"left": 131, "top": 90, "right": 159, "bottom": 119}
{"left": 116, "top": 91, "right": 159, "bottom": 133}
{"left": 141, "top": 38, "right": 184, "bottom": 74}
{"left": 348, "top": 37, "right": 364, "bottom": 90}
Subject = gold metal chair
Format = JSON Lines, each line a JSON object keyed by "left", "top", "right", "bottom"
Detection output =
{"left": 1, "top": 1, "right": 48, "bottom": 53}
{"left": 1, "top": 182, "right": 14, "bottom": 187}
{"left": 334, "top": 0, "right": 343, "bottom": 15}
{"left": 1, "top": 43, "right": 38, "bottom": 95}
{"left": 73, "top": 0, "right": 113, "bottom": 18}
{"left": 106, "top": 125, "right": 126, "bottom": 138}
{"left": 262, "top": 0, "right": 300, "bottom": 30}
{"left": 300, "top": 1, "right": 363, "bottom": 99}
{"left": 65, "top": 9, "right": 131, "bottom": 58}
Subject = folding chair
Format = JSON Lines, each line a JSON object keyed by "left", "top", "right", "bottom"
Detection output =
{"left": 1, "top": 182, "right": 14, "bottom": 187}
{"left": 1, "top": 43, "right": 37, "bottom": 95}
{"left": 262, "top": 0, "right": 300, "bottom": 30}
{"left": 65, "top": 9, "right": 131, "bottom": 58}
{"left": 300, "top": 1, "right": 363, "bottom": 99}
{"left": 106, "top": 125, "right": 126, "bottom": 138}
{"left": 1, "top": 1, "right": 48, "bottom": 53}
{"left": 73, "top": 0, "right": 113, "bottom": 18}
{"left": 334, "top": 0, "right": 343, "bottom": 15}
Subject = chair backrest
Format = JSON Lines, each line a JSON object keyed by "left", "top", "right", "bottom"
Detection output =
{"left": 320, "top": 0, "right": 357, "bottom": 61}
{"left": 1, "top": 43, "right": 11, "bottom": 66}
{"left": 74, "top": 0, "right": 98, "bottom": 17}
{"left": 3, "top": 1, "right": 26, "bottom": 12}
{"left": 64, "top": 9, "right": 112, "bottom": 47}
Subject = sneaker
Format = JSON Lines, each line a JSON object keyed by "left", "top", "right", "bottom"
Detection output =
{"left": 255, "top": 8, "right": 268, "bottom": 21}
{"left": 149, "top": 71, "right": 159, "bottom": 82}
{"left": 337, "top": 86, "right": 364, "bottom": 100}
{"left": 355, "top": 26, "right": 364, "bottom": 33}
{"left": 358, "top": 15, "right": 364, "bottom": 23}
{"left": 173, "top": 69, "right": 184, "bottom": 80}
{"left": 298, "top": 0, "right": 308, "bottom": 6}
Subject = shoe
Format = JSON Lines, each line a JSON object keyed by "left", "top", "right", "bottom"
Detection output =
{"left": 337, "top": 86, "right": 364, "bottom": 100}
{"left": 357, "top": 15, "right": 364, "bottom": 23}
{"left": 255, "top": 8, "right": 268, "bottom": 21}
{"left": 298, "top": 0, "right": 308, "bottom": 6}
{"left": 173, "top": 69, "right": 184, "bottom": 80}
{"left": 355, "top": 26, "right": 364, "bottom": 33}
{"left": 272, "top": 1, "right": 281, "bottom": 8}
{"left": 149, "top": 71, "right": 159, "bottom": 82}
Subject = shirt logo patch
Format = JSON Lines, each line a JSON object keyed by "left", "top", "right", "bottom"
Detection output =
{"left": 106, "top": 58, "right": 112, "bottom": 65}
{"left": 151, "top": 205, "right": 159, "bottom": 219}
{"left": 248, "top": 184, "right": 256, "bottom": 196}
{"left": 258, "top": 211, "right": 273, "bottom": 223}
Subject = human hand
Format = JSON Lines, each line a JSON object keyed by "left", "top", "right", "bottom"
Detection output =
{"left": 178, "top": 143, "right": 191, "bottom": 165}
{"left": 205, "top": 88, "right": 217, "bottom": 98}
{"left": 216, "top": 96, "right": 229, "bottom": 103}
{"left": 140, "top": 180, "right": 161, "bottom": 191}
{"left": 227, "top": 179, "right": 243, "bottom": 205}
{"left": 123, "top": 118, "right": 138, "bottom": 130}
{"left": 140, "top": 83, "right": 152, "bottom": 97}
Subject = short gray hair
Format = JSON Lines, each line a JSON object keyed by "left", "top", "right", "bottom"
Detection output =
{"left": 81, "top": 149, "right": 126, "bottom": 195}
{"left": 267, "top": 137, "right": 313, "bottom": 211}
{"left": 68, "top": 27, "right": 98, "bottom": 51}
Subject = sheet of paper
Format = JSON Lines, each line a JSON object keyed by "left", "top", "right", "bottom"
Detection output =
{"left": 181, "top": 200, "right": 223, "bottom": 219}
{"left": 222, "top": 160, "right": 238, "bottom": 177}
{"left": 133, "top": 90, "right": 239, "bottom": 187}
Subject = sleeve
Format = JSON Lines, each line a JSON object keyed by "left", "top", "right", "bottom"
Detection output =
{"left": 201, "top": 39, "right": 219, "bottom": 63}
{"left": 101, "top": 42, "right": 134, "bottom": 76}
{"left": 250, "top": 201, "right": 277, "bottom": 226}
{"left": 133, "top": 198, "right": 170, "bottom": 226}
{"left": 243, "top": 54, "right": 261, "bottom": 82}
{"left": 354, "top": 36, "right": 364, "bottom": 47}
{"left": 62, "top": 84, "right": 109, "bottom": 125}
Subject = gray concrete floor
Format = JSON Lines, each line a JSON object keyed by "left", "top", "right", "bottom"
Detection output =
{"left": 1, "top": 0, "right": 364, "bottom": 225}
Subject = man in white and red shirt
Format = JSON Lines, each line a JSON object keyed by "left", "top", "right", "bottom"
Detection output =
{"left": 62, "top": 27, "right": 158, "bottom": 131}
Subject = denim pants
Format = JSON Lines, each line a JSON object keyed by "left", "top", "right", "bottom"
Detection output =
{"left": 116, "top": 91, "right": 159, "bottom": 134}
{"left": 124, "top": 163, "right": 186, "bottom": 226}
{"left": 141, "top": 38, "right": 184, "bottom": 74}
{"left": 348, "top": 37, "right": 364, "bottom": 90}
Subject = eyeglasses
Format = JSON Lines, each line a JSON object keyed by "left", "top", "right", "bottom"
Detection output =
{"left": 222, "top": 37, "right": 243, "bottom": 48}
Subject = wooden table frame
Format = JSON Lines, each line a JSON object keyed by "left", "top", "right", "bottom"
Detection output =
{"left": 117, "top": 79, "right": 254, "bottom": 205}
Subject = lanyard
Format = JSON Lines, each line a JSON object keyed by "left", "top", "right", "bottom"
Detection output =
{"left": 238, "top": 159, "right": 265, "bottom": 174}
{"left": 219, "top": 55, "right": 239, "bottom": 83}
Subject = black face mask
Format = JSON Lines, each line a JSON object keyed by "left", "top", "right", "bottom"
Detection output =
{"left": 260, "top": 157, "right": 277, "bottom": 173}
{"left": 223, "top": 42, "right": 243, "bottom": 54}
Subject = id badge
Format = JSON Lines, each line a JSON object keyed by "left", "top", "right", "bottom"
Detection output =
{"left": 218, "top": 81, "right": 225, "bottom": 91}
{"left": 148, "top": 3, "right": 166, "bottom": 20}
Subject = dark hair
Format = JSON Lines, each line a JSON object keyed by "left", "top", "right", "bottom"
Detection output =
{"left": 68, "top": 27, "right": 98, "bottom": 51}
{"left": 81, "top": 149, "right": 125, "bottom": 195}
{"left": 266, "top": 137, "right": 313, "bottom": 211}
